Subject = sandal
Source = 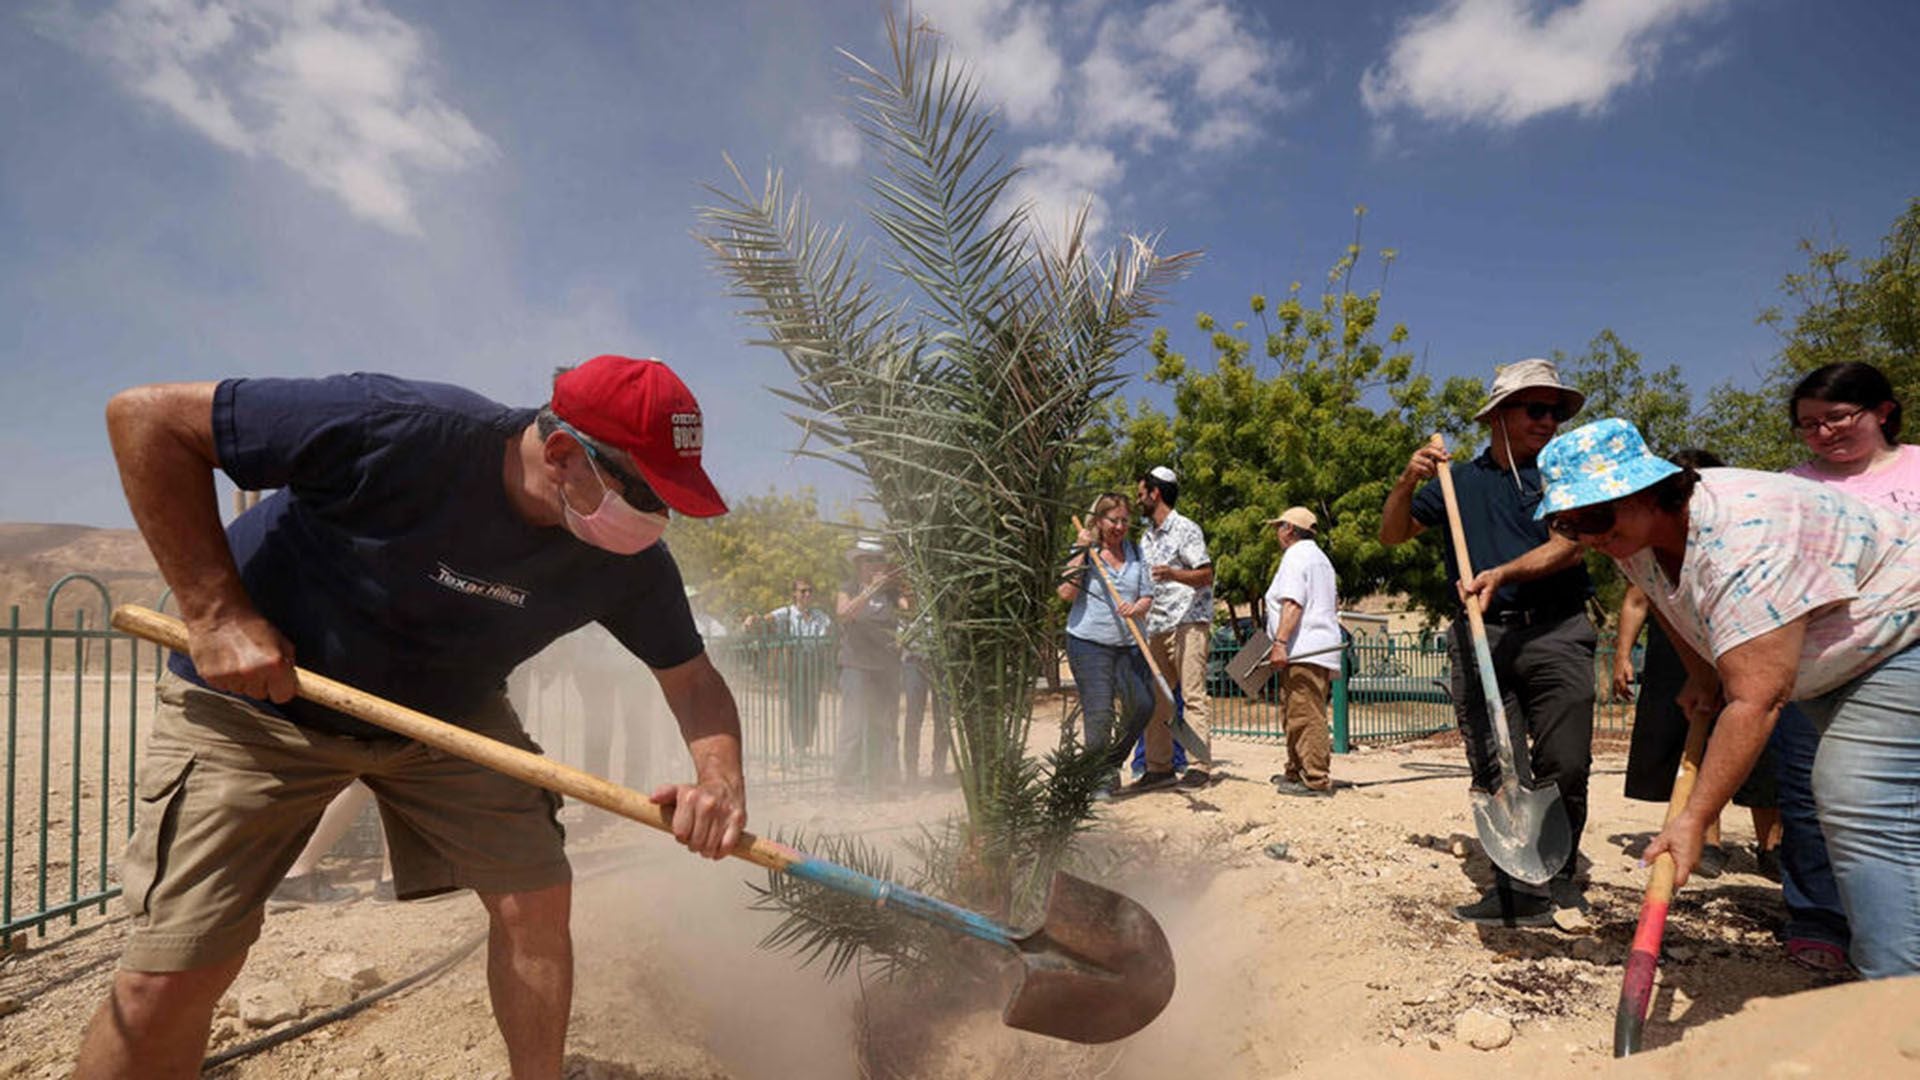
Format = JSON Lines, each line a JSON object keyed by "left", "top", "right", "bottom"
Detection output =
{"left": 1786, "top": 938, "right": 1851, "bottom": 975}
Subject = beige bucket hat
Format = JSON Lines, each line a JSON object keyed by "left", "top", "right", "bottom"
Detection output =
{"left": 1263, "top": 507, "right": 1318, "bottom": 532}
{"left": 1473, "top": 358, "right": 1586, "bottom": 423}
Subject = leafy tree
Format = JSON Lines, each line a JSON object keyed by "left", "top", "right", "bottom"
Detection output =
{"left": 666, "top": 489, "right": 861, "bottom": 623}
{"left": 698, "top": 13, "right": 1193, "bottom": 970}
{"left": 1084, "top": 211, "right": 1480, "bottom": 623}
{"left": 1557, "top": 330, "right": 1692, "bottom": 454}
{"left": 1702, "top": 197, "right": 1920, "bottom": 468}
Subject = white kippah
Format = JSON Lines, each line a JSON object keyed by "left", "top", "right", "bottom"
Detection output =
{"left": 1149, "top": 465, "right": 1177, "bottom": 484}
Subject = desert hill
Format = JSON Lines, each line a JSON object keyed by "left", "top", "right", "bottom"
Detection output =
{"left": 0, "top": 522, "right": 165, "bottom": 626}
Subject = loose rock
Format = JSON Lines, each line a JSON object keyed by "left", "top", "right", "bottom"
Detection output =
{"left": 319, "top": 952, "right": 385, "bottom": 992}
{"left": 1455, "top": 1007, "right": 1514, "bottom": 1050}
{"left": 238, "top": 981, "right": 303, "bottom": 1028}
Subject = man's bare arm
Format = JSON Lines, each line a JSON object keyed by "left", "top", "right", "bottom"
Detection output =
{"left": 650, "top": 652, "right": 748, "bottom": 859}
{"left": 1380, "top": 442, "right": 1447, "bottom": 545}
{"left": 105, "top": 382, "right": 295, "bottom": 701}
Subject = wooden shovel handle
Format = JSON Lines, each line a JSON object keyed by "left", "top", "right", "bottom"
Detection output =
{"left": 1429, "top": 433, "right": 1488, "bottom": 629}
{"left": 111, "top": 604, "right": 796, "bottom": 874}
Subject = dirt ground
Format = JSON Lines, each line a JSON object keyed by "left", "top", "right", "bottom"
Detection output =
{"left": 5, "top": 687, "right": 1918, "bottom": 1079}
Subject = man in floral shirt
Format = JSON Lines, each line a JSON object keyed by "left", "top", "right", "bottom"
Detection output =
{"left": 1136, "top": 465, "right": 1216, "bottom": 790}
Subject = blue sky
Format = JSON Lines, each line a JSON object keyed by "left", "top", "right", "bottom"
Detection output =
{"left": 4, "top": 0, "right": 1916, "bottom": 528}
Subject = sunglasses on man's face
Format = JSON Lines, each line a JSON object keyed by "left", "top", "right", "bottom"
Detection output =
{"left": 1548, "top": 503, "right": 1617, "bottom": 540}
{"left": 1510, "top": 400, "right": 1574, "bottom": 423}
{"left": 584, "top": 444, "right": 669, "bottom": 514}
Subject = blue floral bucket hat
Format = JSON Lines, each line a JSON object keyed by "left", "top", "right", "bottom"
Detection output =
{"left": 1534, "top": 418, "right": 1680, "bottom": 520}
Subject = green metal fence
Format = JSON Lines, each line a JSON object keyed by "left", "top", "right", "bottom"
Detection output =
{"left": 1209, "top": 628, "right": 1635, "bottom": 748}
{"left": 3, "top": 578, "right": 1643, "bottom": 944}
{"left": 3, "top": 575, "right": 154, "bottom": 941}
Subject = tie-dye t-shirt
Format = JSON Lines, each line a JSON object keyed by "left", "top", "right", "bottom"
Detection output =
{"left": 1619, "top": 468, "right": 1920, "bottom": 699}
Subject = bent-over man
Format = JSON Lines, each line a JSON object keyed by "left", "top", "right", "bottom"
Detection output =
{"left": 77, "top": 356, "right": 747, "bottom": 1080}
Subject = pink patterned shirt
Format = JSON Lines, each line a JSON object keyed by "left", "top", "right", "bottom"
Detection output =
{"left": 1619, "top": 468, "right": 1920, "bottom": 699}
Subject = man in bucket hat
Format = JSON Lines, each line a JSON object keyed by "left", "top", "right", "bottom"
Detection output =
{"left": 80, "top": 356, "right": 745, "bottom": 1079}
{"left": 1379, "top": 358, "right": 1598, "bottom": 928}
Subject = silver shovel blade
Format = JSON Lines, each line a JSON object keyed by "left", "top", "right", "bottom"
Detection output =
{"left": 1471, "top": 784, "right": 1572, "bottom": 885}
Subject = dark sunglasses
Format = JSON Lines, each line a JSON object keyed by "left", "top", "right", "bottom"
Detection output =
{"left": 1548, "top": 503, "right": 1616, "bottom": 540}
{"left": 1510, "top": 400, "right": 1575, "bottom": 423}
{"left": 577, "top": 439, "right": 668, "bottom": 513}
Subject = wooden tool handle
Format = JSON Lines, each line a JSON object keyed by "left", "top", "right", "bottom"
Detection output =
{"left": 111, "top": 604, "right": 795, "bottom": 873}
{"left": 1429, "top": 433, "right": 1486, "bottom": 626}
{"left": 1071, "top": 516, "right": 1173, "bottom": 697}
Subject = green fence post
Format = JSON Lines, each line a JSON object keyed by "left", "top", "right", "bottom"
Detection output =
{"left": 1332, "top": 647, "right": 1350, "bottom": 754}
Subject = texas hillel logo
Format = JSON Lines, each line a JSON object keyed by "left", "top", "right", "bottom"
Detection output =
{"left": 430, "top": 564, "right": 529, "bottom": 608}
{"left": 671, "top": 411, "right": 703, "bottom": 457}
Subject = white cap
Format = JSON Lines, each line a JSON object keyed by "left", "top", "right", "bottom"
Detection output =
{"left": 1148, "top": 465, "right": 1177, "bottom": 484}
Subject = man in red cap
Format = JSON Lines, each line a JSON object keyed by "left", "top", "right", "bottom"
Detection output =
{"left": 78, "top": 357, "right": 742, "bottom": 1079}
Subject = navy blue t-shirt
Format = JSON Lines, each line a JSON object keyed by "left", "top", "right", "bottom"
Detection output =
{"left": 1408, "top": 447, "right": 1592, "bottom": 616}
{"left": 168, "top": 374, "right": 704, "bottom": 739}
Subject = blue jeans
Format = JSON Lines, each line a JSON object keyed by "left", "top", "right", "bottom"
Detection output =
{"left": 1132, "top": 690, "right": 1188, "bottom": 774}
{"left": 1797, "top": 643, "right": 1920, "bottom": 978}
{"left": 1064, "top": 635, "right": 1155, "bottom": 773}
{"left": 1769, "top": 703, "right": 1850, "bottom": 950}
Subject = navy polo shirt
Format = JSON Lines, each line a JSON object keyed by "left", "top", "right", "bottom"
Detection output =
{"left": 1408, "top": 447, "right": 1592, "bottom": 616}
{"left": 168, "top": 374, "right": 703, "bottom": 738}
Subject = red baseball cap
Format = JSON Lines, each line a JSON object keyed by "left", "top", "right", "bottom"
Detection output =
{"left": 550, "top": 356, "right": 728, "bottom": 518}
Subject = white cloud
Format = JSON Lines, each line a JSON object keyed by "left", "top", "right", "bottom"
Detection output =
{"left": 900, "top": 1, "right": 1295, "bottom": 241}
{"left": 67, "top": 0, "right": 494, "bottom": 235}
{"left": 1074, "top": 0, "right": 1289, "bottom": 153}
{"left": 1361, "top": 0, "right": 1727, "bottom": 128}
{"left": 916, "top": 0, "right": 1066, "bottom": 128}
{"left": 1011, "top": 141, "right": 1122, "bottom": 247}
{"left": 1136, "top": 0, "right": 1285, "bottom": 105}
{"left": 801, "top": 113, "right": 862, "bottom": 168}
{"left": 1075, "top": 29, "right": 1177, "bottom": 143}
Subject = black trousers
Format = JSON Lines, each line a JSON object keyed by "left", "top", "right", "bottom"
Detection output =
{"left": 1448, "top": 609, "right": 1596, "bottom": 886}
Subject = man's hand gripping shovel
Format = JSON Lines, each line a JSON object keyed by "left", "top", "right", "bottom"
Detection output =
{"left": 112, "top": 605, "right": 1175, "bottom": 1044}
{"left": 1430, "top": 434, "right": 1573, "bottom": 885}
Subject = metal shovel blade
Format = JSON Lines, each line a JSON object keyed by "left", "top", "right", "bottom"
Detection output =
{"left": 1000, "top": 871, "right": 1176, "bottom": 1044}
{"left": 1471, "top": 782, "right": 1573, "bottom": 885}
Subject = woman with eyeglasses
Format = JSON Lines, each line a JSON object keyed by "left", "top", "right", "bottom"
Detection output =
{"left": 1536, "top": 416, "right": 1920, "bottom": 979}
{"left": 1058, "top": 493, "right": 1156, "bottom": 796}
{"left": 1763, "top": 362, "right": 1920, "bottom": 971}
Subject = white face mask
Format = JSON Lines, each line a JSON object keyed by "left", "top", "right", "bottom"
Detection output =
{"left": 560, "top": 452, "right": 668, "bottom": 555}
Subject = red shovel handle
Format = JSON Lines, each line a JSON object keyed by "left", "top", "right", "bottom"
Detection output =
{"left": 1613, "top": 695, "right": 1710, "bottom": 1056}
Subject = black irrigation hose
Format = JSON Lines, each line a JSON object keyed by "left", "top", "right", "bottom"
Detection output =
{"left": 201, "top": 844, "right": 647, "bottom": 1072}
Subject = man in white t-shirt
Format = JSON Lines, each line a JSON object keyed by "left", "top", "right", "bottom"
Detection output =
{"left": 1264, "top": 507, "right": 1341, "bottom": 796}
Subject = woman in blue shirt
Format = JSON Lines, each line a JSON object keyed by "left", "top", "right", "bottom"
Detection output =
{"left": 1059, "top": 493, "right": 1156, "bottom": 794}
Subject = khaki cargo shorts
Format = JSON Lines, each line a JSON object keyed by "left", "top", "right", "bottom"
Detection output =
{"left": 119, "top": 673, "right": 570, "bottom": 972}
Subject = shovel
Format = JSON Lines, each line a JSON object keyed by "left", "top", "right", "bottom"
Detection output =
{"left": 112, "top": 605, "right": 1174, "bottom": 1044}
{"left": 1613, "top": 695, "right": 1710, "bottom": 1056}
{"left": 1071, "top": 517, "right": 1212, "bottom": 766}
{"left": 1430, "top": 434, "right": 1572, "bottom": 885}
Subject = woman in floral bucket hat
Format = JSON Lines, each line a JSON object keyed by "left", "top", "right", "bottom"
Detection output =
{"left": 1536, "top": 417, "right": 1920, "bottom": 979}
